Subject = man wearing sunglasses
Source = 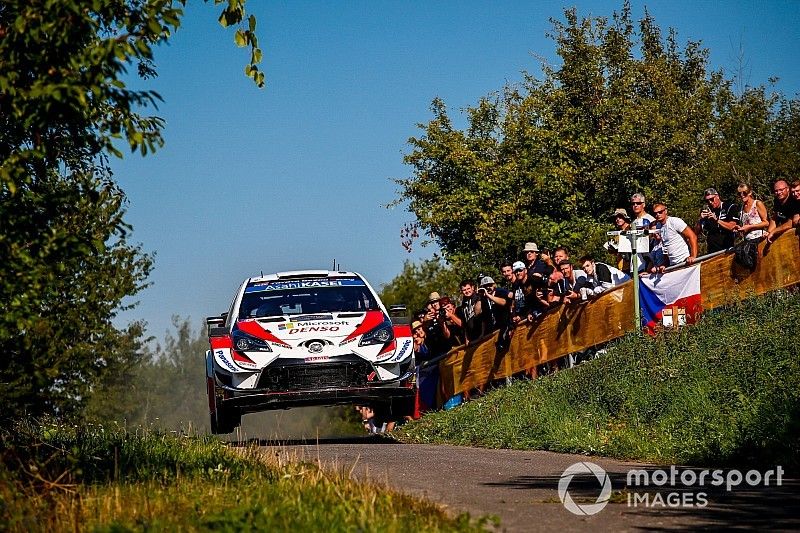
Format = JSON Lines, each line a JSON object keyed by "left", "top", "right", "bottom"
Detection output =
{"left": 695, "top": 187, "right": 738, "bottom": 253}
{"left": 650, "top": 203, "right": 698, "bottom": 273}
{"left": 766, "top": 179, "right": 800, "bottom": 244}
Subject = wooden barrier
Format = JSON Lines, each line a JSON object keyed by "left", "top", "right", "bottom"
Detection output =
{"left": 437, "top": 231, "right": 800, "bottom": 402}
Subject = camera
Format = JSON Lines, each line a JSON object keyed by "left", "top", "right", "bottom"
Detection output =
{"left": 478, "top": 287, "right": 487, "bottom": 295}
{"left": 438, "top": 308, "right": 447, "bottom": 320}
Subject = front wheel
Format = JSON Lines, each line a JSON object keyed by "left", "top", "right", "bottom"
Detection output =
{"left": 207, "top": 377, "right": 241, "bottom": 434}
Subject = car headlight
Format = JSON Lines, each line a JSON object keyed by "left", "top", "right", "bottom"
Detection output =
{"left": 232, "top": 331, "right": 273, "bottom": 352}
{"left": 359, "top": 320, "right": 394, "bottom": 346}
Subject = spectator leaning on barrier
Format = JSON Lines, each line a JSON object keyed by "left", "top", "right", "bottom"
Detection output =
{"left": 577, "top": 255, "right": 630, "bottom": 296}
{"left": 733, "top": 182, "right": 768, "bottom": 242}
{"left": 454, "top": 280, "right": 483, "bottom": 344}
{"left": 421, "top": 292, "right": 453, "bottom": 357}
{"left": 695, "top": 187, "right": 738, "bottom": 253}
{"left": 766, "top": 179, "right": 800, "bottom": 243}
{"left": 511, "top": 260, "right": 549, "bottom": 324}
{"left": 440, "top": 296, "right": 464, "bottom": 346}
{"left": 650, "top": 202, "right": 698, "bottom": 272}
{"left": 552, "top": 260, "right": 581, "bottom": 304}
{"left": 549, "top": 247, "right": 587, "bottom": 287}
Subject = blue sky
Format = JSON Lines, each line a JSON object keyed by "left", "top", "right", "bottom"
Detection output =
{"left": 113, "top": 0, "right": 800, "bottom": 340}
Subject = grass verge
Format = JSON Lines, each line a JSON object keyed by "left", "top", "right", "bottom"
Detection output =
{"left": 397, "top": 290, "right": 800, "bottom": 467}
{"left": 0, "top": 423, "right": 488, "bottom": 532}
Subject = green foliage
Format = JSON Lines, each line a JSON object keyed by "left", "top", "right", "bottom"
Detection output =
{"left": 0, "top": 1, "right": 262, "bottom": 420}
{"left": 0, "top": 424, "right": 484, "bottom": 532}
{"left": 395, "top": 2, "right": 800, "bottom": 268}
{"left": 398, "top": 290, "right": 800, "bottom": 467}
{"left": 379, "top": 258, "right": 462, "bottom": 314}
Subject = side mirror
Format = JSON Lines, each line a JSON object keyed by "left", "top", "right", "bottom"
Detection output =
{"left": 206, "top": 315, "right": 228, "bottom": 337}
{"left": 388, "top": 304, "right": 409, "bottom": 325}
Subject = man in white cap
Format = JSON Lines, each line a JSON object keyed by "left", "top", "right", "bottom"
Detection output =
{"left": 477, "top": 275, "right": 512, "bottom": 336}
{"left": 511, "top": 261, "right": 550, "bottom": 324}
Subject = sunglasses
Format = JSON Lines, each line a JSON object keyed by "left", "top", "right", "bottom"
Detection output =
{"left": 653, "top": 209, "right": 666, "bottom": 215}
{"left": 631, "top": 201, "right": 644, "bottom": 205}
{"left": 738, "top": 191, "right": 750, "bottom": 197}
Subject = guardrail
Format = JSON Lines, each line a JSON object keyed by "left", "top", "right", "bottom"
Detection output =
{"left": 431, "top": 231, "right": 800, "bottom": 406}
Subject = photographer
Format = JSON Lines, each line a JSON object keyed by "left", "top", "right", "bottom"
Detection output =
{"left": 422, "top": 294, "right": 453, "bottom": 357}
{"left": 695, "top": 187, "right": 737, "bottom": 253}
{"left": 478, "top": 276, "right": 513, "bottom": 351}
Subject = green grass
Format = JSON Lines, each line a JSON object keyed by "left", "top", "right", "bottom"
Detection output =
{"left": 0, "top": 423, "right": 489, "bottom": 532}
{"left": 397, "top": 290, "right": 800, "bottom": 467}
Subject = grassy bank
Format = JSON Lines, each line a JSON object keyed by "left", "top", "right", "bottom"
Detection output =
{"left": 398, "top": 290, "right": 800, "bottom": 467}
{"left": 0, "top": 423, "right": 485, "bottom": 532}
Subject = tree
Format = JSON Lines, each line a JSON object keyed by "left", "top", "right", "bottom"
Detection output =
{"left": 394, "top": 2, "right": 800, "bottom": 272}
{"left": 379, "top": 258, "right": 461, "bottom": 316}
{"left": 0, "top": 0, "right": 262, "bottom": 420}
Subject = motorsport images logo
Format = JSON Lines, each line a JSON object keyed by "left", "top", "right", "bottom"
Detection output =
{"left": 558, "top": 462, "right": 612, "bottom": 516}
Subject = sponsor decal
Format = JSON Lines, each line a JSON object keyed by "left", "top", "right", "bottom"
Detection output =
{"left": 287, "top": 326, "right": 340, "bottom": 334}
{"left": 295, "top": 320, "right": 350, "bottom": 327}
{"left": 215, "top": 351, "right": 238, "bottom": 373}
{"left": 367, "top": 371, "right": 377, "bottom": 382}
{"left": 245, "top": 278, "right": 365, "bottom": 293}
{"left": 389, "top": 339, "right": 412, "bottom": 362}
{"left": 307, "top": 341, "right": 325, "bottom": 354}
{"left": 277, "top": 323, "right": 295, "bottom": 330}
{"left": 304, "top": 355, "right": 331, "bottom": 363}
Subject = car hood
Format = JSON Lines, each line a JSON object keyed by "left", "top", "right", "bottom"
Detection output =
{"left": 236, "top": 310, "right": 386, "bottom": 347}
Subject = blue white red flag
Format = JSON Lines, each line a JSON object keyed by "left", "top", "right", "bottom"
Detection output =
{"left": 639, "top": 265, "right": 702, "bottom": 334}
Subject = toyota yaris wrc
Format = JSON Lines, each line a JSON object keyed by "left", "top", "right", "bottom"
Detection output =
{"left": 205, "top": 270, "right": 415, "bottom": 434}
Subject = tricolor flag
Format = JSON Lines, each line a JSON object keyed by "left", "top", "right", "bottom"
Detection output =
{"left": 639, "top": 265, "right": 702, "bottom": 334}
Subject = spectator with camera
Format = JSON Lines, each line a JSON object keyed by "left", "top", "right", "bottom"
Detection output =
{"left": 478, "top": 276, "right": 512, "bottom": 332}
{"left": 552, "top": 260, "right": 582, "bottom": 304}
{"left": 511, "top": 261, "right": 550, "bottom": 324}
{"left": 421, "top": 292, "right": 454, "bottom": 357}
{"left": 695, "top": 187, "right": 737, "bottom": 253}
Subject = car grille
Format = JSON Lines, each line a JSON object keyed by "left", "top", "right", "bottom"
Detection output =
{"left": 256, "top": 361, "right": 371, "bottom": 392}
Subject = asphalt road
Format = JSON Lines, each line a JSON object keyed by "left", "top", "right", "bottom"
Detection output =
{"left": 255, "top": 437, "right": 799, "bottom": 532}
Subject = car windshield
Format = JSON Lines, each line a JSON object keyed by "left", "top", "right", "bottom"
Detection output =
{"left": 238, "top": 278, "right": 380, "bottom": 318}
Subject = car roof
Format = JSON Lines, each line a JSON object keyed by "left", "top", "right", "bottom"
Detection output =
{"left": 247, "top": 270, "right": 362, "bottom": 284}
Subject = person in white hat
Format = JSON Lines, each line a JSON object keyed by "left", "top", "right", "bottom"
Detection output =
{"left": 523, "top": 241, "right": 553, "bottom": 280}
{"left": 477, "top": 275, "right": 512, "bottom": 336}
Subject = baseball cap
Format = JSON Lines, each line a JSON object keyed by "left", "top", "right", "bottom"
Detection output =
{"left": 411, "top": 320, "right": 423, "bottom": 331}
{"left": 703, "top": 187, "right": 719, "bottom": 198}
{"left": 608, "top": 208, "right": 631, "bottom": 222}
{"left": 427, "top": 291, "right": 441, "bottom": 302}
{"left": 479, "top": 276, "right": 495, "bottom": 286}
{"left": 512, "top": 261, "right": 526, "bottom": 272}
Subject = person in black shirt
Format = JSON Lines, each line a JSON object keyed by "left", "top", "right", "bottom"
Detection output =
{"left": 523, "top": 242, "right": 554, "bottom": 281}
{"left": 452, "top": 280, "right": 483, "bottom": 344}
{"left": 695, "top": 187, "right": 738, "bottom": 253}
{"left": 767, "top": 179, "right": 800, "bottom": 243}
{"left": 477, "top": 276, "right": 512, "bottom": 334}
{"left": 511, "top": 261, "right": 549, "bottom": 324}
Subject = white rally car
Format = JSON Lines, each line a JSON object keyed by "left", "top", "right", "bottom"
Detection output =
{"left": 205, "top": 270, "right": 415, "bottom": 434}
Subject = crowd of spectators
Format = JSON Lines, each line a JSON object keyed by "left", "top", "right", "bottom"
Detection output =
{"left": 403, "top": 180, "right": 800, "bottom": 417}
